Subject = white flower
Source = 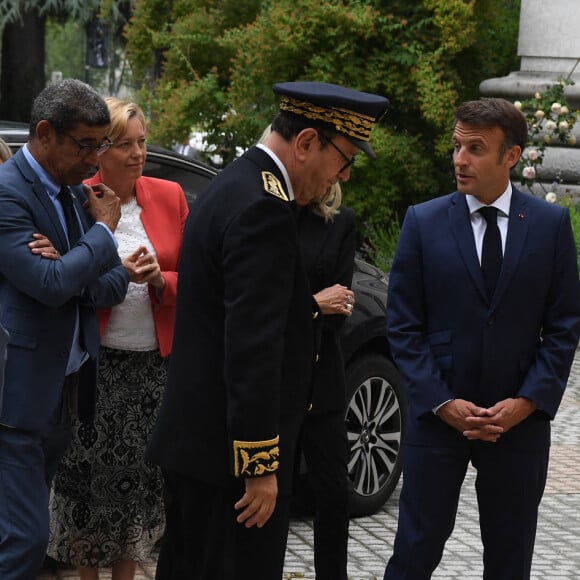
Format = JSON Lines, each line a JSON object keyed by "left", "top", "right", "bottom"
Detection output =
{"left": 527, "top": 149, "right": 539, "bottom": 161}
{"left": 535, "top": 92, "right": 542, "bottom": 99}
{"left": 545, "top": 120, "right": 557, "bottom": 131}
{"left": 559, "top": 120, "right": 569, "bottom": 131}
{"left": 522, "top": 166, "right": 536, "bottom": 180}
{"left": 545, "top": 192, "right": 557, "bottom": 203}
{"left": 561, "top": 106, "right": 569, "bottom": 115}
{"left": 567, "top": 135, "right": 577, "bottom": 145}
{"left": 514, "top": 101, "right": 522, "bottom": 110}
{"left": 551, "top": 102, "right": 562, "bottom": 114}
{"left": 544, "top": 134, "right": 553, "bottom": 144}
{"left": 534, "top": 109, "right": 545, "bottom": 120}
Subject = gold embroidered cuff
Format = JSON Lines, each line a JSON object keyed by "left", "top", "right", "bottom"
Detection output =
{"left": 233, "top": 436, "right": 280, "bottom": 478}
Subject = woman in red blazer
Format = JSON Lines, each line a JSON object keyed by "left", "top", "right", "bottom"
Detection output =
{"left": 47, "top": 97, "right": 188, "bottom": 580}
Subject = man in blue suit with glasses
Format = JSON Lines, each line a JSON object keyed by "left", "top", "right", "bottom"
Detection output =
{"left": 0, "top": 79, "right": 129, "bottom": 579}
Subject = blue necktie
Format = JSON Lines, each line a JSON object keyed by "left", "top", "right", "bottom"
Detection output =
{"left": 479, "top": 206, "right": 502, "bottom": 299}
{"left": 58, "top": 186, "right": 81, "bottom": 247}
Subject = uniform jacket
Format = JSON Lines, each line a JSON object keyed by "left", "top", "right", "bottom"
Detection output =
{"left": 147, "top": 146, "right": 320, "bottom": 495}
{"left": 0, "top": 149, "right": 129, "bottom": 431}
{"left": 298, "top": 206, "right": 356, "bottom": 414}
{"left": 86, "top": 173, "right": 189, "bottom": 357}
{"left": 387, "top": 187, "right": 580, "bottom": 449}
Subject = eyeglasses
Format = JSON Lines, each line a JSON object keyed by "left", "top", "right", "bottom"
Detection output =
{"left": 66, "top": 134, "right": 113, "bottom": 157}
{"left": 318, "top": 133, "right": 357, "bottom": 173}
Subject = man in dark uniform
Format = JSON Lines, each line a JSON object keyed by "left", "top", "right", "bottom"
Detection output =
{"left": 146, "top": 81, "right": 389, "bottom": 580}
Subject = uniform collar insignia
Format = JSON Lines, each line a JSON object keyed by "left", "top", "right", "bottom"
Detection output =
{"left": 261, "top": 171, "right": 289, "bottom": 202}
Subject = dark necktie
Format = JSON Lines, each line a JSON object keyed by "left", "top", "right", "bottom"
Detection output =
{"left": 58, "top": 186, "right": 82, "bottom": 247}
{"left": 479, "top": 206, "right": 502, "bottom": 299}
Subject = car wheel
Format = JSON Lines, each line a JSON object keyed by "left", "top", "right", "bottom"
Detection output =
{"left": 345, "top": 353, "right": 406, "bottom": 516}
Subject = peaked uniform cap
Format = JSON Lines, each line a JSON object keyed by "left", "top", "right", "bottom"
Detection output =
{"left": 272, "top": 81, "right": 389, "bottom": 157}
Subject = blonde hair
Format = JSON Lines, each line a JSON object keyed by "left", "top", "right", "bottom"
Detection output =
{"left": 257, "top": 125, "right": 341, "bottom": 223}
{"left": 311, "top": 183, "right": 341, "bottom": 222}
{"left": 0, "top": 137, "right": 13, "bottom": 163}
{"left": 104, "top": 96, "right": 147, "bottom": 143}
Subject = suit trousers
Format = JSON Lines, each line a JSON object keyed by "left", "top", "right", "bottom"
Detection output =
{"left": 383, "top": 439, "right": 549, "bottom": 580}
{"left": 300, "top": 409, "right": 350, "bottom": 580}
{"left": 0, "top": 375, "right": 75, "bottom": 580}
{"left": 156, "top": 470, "right": 292, "bottom": 580}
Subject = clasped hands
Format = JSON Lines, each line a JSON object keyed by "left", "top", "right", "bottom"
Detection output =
{"left": 123, "top": 245, "right": 165, "bottom": 290}
{"left": 437, "top": 397, "right": 536, "bottom": 442}
{"left": 30, "top": 236, "right": 165, "bottom": 293}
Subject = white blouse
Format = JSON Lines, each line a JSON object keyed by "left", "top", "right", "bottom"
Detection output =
{"left": 101, "top": 196, "right": 158, "bottom": 352}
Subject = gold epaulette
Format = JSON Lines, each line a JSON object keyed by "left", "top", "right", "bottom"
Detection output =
{"left": 233, "top": 436, "right": 280, "bottom": 477}
{"left": 262, "top": 172, "right": 289, "bottom": 201}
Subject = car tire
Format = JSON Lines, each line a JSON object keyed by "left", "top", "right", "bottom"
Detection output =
{"left": 345, "top": 353, "right": 406, "bottom": 517}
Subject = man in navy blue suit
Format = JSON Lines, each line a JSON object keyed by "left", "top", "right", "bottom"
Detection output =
{"left": 0, "top": 79, "right": 129, "bottom": 579}
{"left": 384, "top": 98, "right": 580, "bottom": 579}
{"left": 0, "top": 318, "right": 6, "bottom": 400}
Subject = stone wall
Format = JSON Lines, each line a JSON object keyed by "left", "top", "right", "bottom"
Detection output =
{"left": 480, "top": 0, "right": 580, "bottom": 200}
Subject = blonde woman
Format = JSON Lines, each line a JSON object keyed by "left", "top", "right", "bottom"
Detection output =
{"left": 296, "top": 181, "right": 356, "bottom": 580}
{"left": 48, "top": 98, "right": 188, "bottom": 580}
{"left": 259, "top": 125, "right": 357, "bottom": 579}
{"left": 0, "top": 136, "right": 13, "bottom": 163}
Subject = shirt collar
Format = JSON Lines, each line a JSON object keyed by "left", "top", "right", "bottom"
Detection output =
{"left": 256, "top": 143, "right": 294, "bottom": 201}
{"left": 466, "top": 182, "right": 512, "bottom": 217}
{"left": 22, "top": 143, "right": 61, "bottom": 200}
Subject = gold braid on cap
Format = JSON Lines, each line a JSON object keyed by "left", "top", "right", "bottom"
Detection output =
{"left": 279, "top": 95, "right": 375, "bottom": 142}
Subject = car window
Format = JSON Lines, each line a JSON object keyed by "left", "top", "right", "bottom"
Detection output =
{"left": 144, "top": 156, "right": 213, "bottom": 206}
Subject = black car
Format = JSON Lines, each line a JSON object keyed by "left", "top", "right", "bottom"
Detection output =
{"left": 1, "top": 121, "right": 406, "bottom": 516}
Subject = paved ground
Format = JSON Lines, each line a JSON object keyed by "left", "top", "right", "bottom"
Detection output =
{"left": 38, "top": 349, "right": 580, "bottom": 580}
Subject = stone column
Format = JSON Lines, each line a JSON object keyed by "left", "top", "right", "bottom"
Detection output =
{"left": 479, "top": 0, "right": 580, "bottom": 199}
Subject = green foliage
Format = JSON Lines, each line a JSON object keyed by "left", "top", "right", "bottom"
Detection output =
{"left": 361, "top": 218, "right": 401, "bottom": 274}
{"left": 0, "top": 0, "right": 99, "bottom": 25}
{"left": 125, "top": 0, "right": 521, "bottom": 252}
{"left": 46, "top": 18, "right": 86, "bottom": 81}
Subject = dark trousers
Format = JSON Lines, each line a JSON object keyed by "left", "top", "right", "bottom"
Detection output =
{"left": 156, "top": 470, "right": 292, "bottom": 580}
{"left": 0, "top": 376, "right": 74, "bottom": 580}
{"left": 383, "top": 440, "right": 549, "bottom": 580}
{"left": 301, "top": 409, "right": 350, "bottom": 580}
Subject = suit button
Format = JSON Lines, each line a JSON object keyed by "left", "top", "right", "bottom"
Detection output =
{"left": 312, "top": 311, "right": 319, "bottom": 320}
{"left": 315, "top": 354, "right": 319, "bottom": 363}
{"left": 487, "top": 317, "right": 495, "bottom": 325}
{"left": 308, "top": 403, "right": 313, "bottom": 412}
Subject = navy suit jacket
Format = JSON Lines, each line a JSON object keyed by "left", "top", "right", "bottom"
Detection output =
{"left": 0, "top": 148, "right": 129, "bottom": 431}
{"left": 387, "top": 187, "right": 580, "bottom": 450}
{"left": 0, "top": 318, "right": 6, "bottom": 405}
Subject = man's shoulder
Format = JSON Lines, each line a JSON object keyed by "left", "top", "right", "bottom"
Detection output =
{"left": 512, "top": 187, "right": 568, "bottom": 218}
{"left": 410, "top": 192, "right": 457, "bottom": 217}
{"left": 205, "top": 149, "right": 290, "bottom": 206}
{"left": 0, "top": 149, "right": 29, "bottom": 188}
